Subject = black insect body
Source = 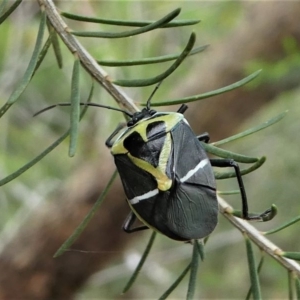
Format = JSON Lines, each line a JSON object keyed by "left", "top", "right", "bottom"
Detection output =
{"left": 107, "top": 110, "right": 216, "bottom": 240}
{"left": 105, "top": 104, "right": 272, "bottom": 241}
{"left": 34, "top": 92, "right": 274, "bottom": 242}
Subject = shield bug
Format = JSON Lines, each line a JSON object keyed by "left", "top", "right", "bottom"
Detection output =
{"left": 34, "top": 86, "right": 273, "bottom": 241}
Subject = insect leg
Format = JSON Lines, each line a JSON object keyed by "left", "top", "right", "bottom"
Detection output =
{"left": 105, "top": 122, "right": 126, "bottom": 148}
{"left": 122, "top": 211, "right": 149, "bottom": 233}
{"left": 177, "top": 104, "right": 188, "bottom": 114}
{"left": 210, "top": 158, "right": 272, "bottom": 221}
{"left": 197, "top": 132, "right": 210, "bottom": 143}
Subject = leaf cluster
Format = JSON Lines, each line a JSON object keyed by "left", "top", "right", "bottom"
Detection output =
{"left": 0, "top": 1, "right": 300, "bottom": 299}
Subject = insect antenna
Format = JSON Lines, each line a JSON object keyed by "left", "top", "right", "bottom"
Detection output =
{"left": 146, "top": 81, "right": 163, "bottom": 110}
{"left": 33, "top": 102, "right": 133, "bottom": 118}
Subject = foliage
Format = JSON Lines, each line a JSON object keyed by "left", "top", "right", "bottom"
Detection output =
{"left": 0, "top": 1, "right": 300, "bottom": 299}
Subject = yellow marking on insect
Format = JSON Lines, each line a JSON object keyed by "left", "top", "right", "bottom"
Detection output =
{"left": 157, "top": 132, "right": 172, "bottom": 177}
{"left": 111, "top": 139, "right": 127, "bottom": 155}
{"left": 128, "top": 154, "right": 172, "bottom": 191}
{"left": 111, "top": 113, "right": 183, "bottom": 155}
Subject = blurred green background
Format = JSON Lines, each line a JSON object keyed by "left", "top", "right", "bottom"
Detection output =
{"left": 0, "top": 1, "right": 300, "bottom": 299}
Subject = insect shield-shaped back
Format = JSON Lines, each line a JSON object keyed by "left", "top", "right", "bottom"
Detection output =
{"left": 111, "top": 110, "right": 218, "bottom": 241}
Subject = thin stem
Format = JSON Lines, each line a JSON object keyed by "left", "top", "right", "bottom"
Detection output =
{"left": 36, "top": 0, "right": 139, "bottom": 114}
{"left": 218, "top": 196, "right": 300, "bottom": 276}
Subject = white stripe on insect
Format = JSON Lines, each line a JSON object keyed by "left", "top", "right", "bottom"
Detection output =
{"left": 129, "top": 189, "right": 159, "bottom": 205}
{"left": 180, "top": 158, "right": 209, "bottom": 183}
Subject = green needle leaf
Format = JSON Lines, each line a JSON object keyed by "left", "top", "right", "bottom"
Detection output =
{"left": 122, "top": 231, "right": 156, "bottom": 294}
{"left": 264, "top": 215, "right": 300, "bottom": 235}
{"left": 262, "top": 205, "right": 277, "bottom": 222}
{"left": 288, "top": 271, "right": 294, "bottom": 300}
{"left": 218, "top": 190, "right": 240, "bottom": 195}
{"left": 143, "top": 70, "right": 262, "bottom": 107}
{"left": 202, "top": 143, "right": 258, "bottom": 163}
{"left": 0, "top": 9, "right": 46, "bottom": 117}
{"left": 54, "top": 169, "right": 118, "bottom": 258}
{"left": 232, "top": 204, "right": 277, "bottom": 222}
{"left": 97, "top": 45, "right": 208, "bottom": 67}
{"left": 69, "top": 57, "right": 81, "bottom": 157}
{"left": 0, "top": 131, "right": 69, "bottom": 187}
{"left": 0, "top": 0, "right": 9, "bottom": 15}
{"left": 159, "top": 263, "right": 192, "bottom": 300}
{"left": 187, "top": 240, "right": 201, "bottom": 300}
{"left": 0, "top": 0, "right": 22, "bottom": 24}
{"left": 0, "top": 82, "right": 94, "bottom": 187}
{"left": 246, "top": 255, "right": 264, "bottom": 300}
{"left": 61, "top": 11, "right": 200, "bottom": 27}
{"left": 295, "top": 274, "right": 300, "bottom": 299}
{"left": 281, "top": 252, "right": 300, "bottom": 261}
{"left": 113, "top": 32, "right": 196, "bottom": 87}
{"left": 32, "top": 34, "right": 52, "bottom": 78}
{"left": 47, "top": 22, "right": 63, "bottom": 69}
{"left": 245, "top": 236, "right": 262, "bottom": 300}
{"left": 72, "top": 8, "right": 181, "bottom": 38}
{"left": 213, "top": 111, "right": 288, "bottom": 146}
{"left": 214, "top": 156, "right": 266, "bottom": 179}
{"left": 196, "top": 240, "right": 205, "bottom": 261}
